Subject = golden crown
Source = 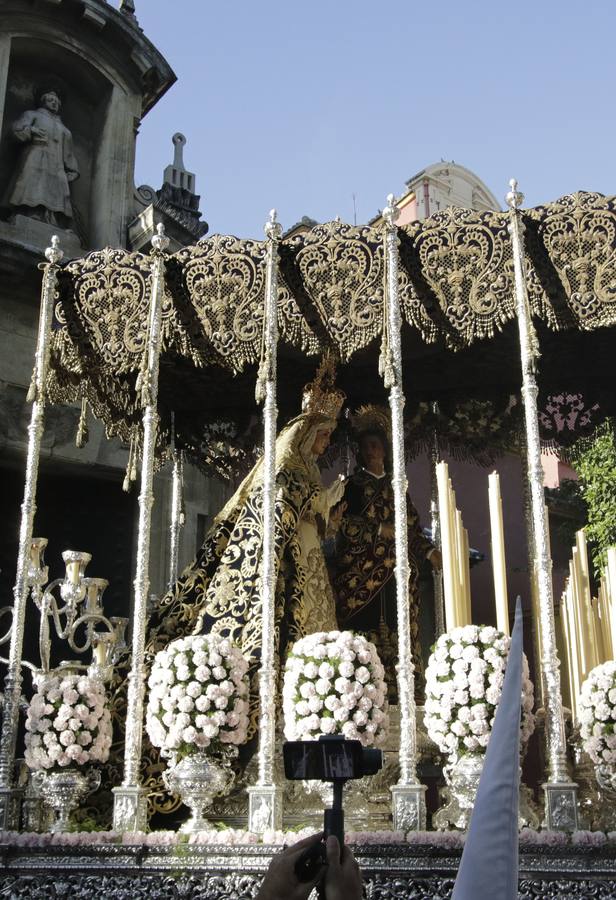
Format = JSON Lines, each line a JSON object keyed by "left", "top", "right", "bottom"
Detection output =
{"left": 301, "top": 356, "right": 346, "bottom": 420}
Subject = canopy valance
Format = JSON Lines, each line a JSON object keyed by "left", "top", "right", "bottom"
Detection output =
{"left": 45, "top": 190, "right": 616, "bottom": 470}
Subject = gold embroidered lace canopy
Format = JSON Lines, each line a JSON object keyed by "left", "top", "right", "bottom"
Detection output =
{"left": 47, "top": 191, "right": 616, "bottom": 470}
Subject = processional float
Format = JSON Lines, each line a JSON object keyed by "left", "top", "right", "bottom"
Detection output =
{"left": 2, "top": 183, "right": 616, "bottom": 834}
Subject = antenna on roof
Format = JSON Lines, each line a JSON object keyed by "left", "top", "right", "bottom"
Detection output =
{"left": 352, "top": 193, "right": 357, "bottom": 226}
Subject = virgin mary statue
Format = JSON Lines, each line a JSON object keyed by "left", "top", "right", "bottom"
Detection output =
{"left": 147, "top": 358, "right": 346, "bottom": 736}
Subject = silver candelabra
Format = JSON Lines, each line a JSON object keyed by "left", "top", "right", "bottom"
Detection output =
{"left": 26, "top": 538, "right": 127, "bottom": 682}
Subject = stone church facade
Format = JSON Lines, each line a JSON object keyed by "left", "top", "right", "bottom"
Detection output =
{"left": 0, "top": 0, "right": 222, "bottom": 633}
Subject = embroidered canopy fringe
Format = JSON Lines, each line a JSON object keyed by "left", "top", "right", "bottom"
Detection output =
{"left": 43, "top": 191, "right": 616, "bottom": 476}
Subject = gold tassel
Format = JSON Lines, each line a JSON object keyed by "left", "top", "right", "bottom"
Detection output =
{"left": 255, "top": 302, "right": 269, "bottom": 405}
{"left": 26, "top": 368, "right": 38, "bottom": 403}
{"left": 123, "top": 432, "right": 137, "bottom": 492}
{"left": 379, "top": 232, "right": 396, "bottom": 389}
{"left": 76, "top": 397, "right": 89, "bottom": 449}
{"left": 255, "top": 358, "right": 268, "bottom": 405}
{"left": 130, "top": 433, "right": 139, "bottom": 483}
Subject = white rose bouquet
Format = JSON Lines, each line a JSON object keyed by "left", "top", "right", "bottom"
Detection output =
{"left": 424, "top": 624, "right": 535, "bottom": 759}
{"left": 283, "top": 630, "right": 389, "bottom": 746}
{"left": 579, "top": 661, "right": 616, "bottom": 766}
{"left": 24, "top": 673, "right": 112, "bottom": 771}
{"left": 146, "top": 634, "right": 250, "bottom": 761}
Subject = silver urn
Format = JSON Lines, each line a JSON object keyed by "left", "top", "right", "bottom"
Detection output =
{"left": 434, "top": 751, "right": 484, "bottom": 830}
{"left": 433, "top": 750, "right": 540, "bottom": 830}
{"left": 33, "top": 767, "right": 101, "bottom": 833}
{"left": 592, "top": 764, "right": 616, "bottom": 830}
{"left": 163, "top": 751, "right": 233, "bottom": 832}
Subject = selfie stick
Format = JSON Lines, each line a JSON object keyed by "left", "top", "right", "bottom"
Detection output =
{"left": 323, "top": 779, "right": 345, "bottom": 851}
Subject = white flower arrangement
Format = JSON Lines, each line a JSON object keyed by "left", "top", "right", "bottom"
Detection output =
{"left": 578, "top": 661, "right": 616, "bottom": 767}
{"left": 146, "top": 634, "right": 250, "bottom": 761}
{"left": 283, "top": 630, "right": 389, "bottom": 746}
{"left": 424, "top": 624, "right": 535, "bottom": 759}
{"left": 3, "top": 827, "right": 615, "bottom": 848}
{"left": 24, "top": 674, "right": 112, "bottom": 771}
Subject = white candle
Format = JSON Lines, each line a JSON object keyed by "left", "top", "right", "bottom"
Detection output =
{"left": 488, "top": 472, "right": 509, "bottom": 635}
{"left": 462, "top": 525, "right": 472, "bottom": 626}
{"left": 436, "top": 462, "right": 458, "bottom": 632}
{"left": 607, "top": 548, "right": 616, "bottom": 660}
{"left": 454, "top": 508, "right": 471, "bottom": 627}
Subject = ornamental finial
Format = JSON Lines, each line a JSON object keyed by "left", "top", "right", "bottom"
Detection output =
{"left": 45, "top": 234, "right": 64, "bottom": 265}
{"left": 383, "top": 193, "right": 400, "bottom": 227}
{"left": 505, "top": 178, "right": 525, "bottom": 211}
{"left": 152, "top": 222, "right": 170, "bottom": 252}
{"left": 264, "top": 208, "right": 282, "bottom": 241}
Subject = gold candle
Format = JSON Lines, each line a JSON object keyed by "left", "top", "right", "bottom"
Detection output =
{"left": 591, "top": 597, "right": 606, "bottom": 665}
{"left": 557, "top": 595, "right": 575, "bottom": 720}
{"left": 575, "top": 532, "right": 599, "bottom": 675}
{"left": 454, "top": 509, "right": 471, "bottom": 627}
{"left": 597, "top": 580, "right": 612, "bottom": 660}
{"left": 449, "top": 486, "right": 460, "bottom": 624}
{"left": 563, "top": 578, "right": 582, "bottom": 721}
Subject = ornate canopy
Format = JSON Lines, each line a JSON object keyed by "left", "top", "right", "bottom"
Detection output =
{"left": 47, "top": 191, "right": 616, "bottom": 473}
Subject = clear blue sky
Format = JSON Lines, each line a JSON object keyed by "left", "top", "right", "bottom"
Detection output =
{"left": 130, "top": 0, "right": 615, "bottom": 239}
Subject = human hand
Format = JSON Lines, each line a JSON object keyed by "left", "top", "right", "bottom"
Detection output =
{"left": 329, "top": 501, "right": 347, "bottom": 531}
{"left": 323, "top": 835, "right": 363, "bottom": 900}
{"left": 31, "top": 127, "right": 48, "bottom": 142}
{"left": 256, "top": 832, "right": 326, "bottom": 900}
{"left": 377, "top": 522, "right": 395, "bottom": 541}
{"left": 429, "top": 548, "right": 443, "bottom": 571}
{"left": 326, "top": 474, "right": 346, "bottom": 507}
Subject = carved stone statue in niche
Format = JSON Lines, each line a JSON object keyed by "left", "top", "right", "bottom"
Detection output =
{"left": 6, "top": 88, "right": 79, "bottom": 228}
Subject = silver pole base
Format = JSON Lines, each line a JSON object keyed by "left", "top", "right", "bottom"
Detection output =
{"left": 543, "top": 782, "right": 579, "bottom": 831}
{"left": 390, "top": 783, "right": 427, "bottom": 831}
{"left": 0, "top": 787, "right": 23, "bottom": 830}
{"left": 112, "top": 785, "right": 149, "bottom": 833}
{"left": 247, "top": 785, "right": 283, "bottom": 834}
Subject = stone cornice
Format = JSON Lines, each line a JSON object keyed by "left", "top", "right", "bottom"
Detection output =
{"left": 2, "top": 0, "right": 176, "bottom": 115}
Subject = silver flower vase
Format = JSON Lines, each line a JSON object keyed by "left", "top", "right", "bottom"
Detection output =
{"left": 434, "top": 751, "right": 484, "bottom": 830}
{"left": 163, "top": 751, "right": 233, "bottom": 832}
{"left": 592, "top": 764, "right": 616, "bottom": 830}
{"left": 33, "top": 767, "right": 101, "bottom": 833}
{"left": 433, "top": 750, "right": 540, "bottom": 830}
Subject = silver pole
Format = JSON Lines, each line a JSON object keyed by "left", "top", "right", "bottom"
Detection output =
{"left": 167, "top": 415, "right": 184, "bottom": 591}
{"left": 113, "top": 223, "right": 169, "bottom": 832}
{"left": 0, "top": 237, "right": 63, "bottom": 829}
{"left": 519, "top": 440, "right": 545, "bottom": 710}
{"left": 248, "top": 210, "right": 283, "bottom": 833}
{"left": 382, "top": 194, "right": 427, "bottom": 831}
{"left": 506, "top": 180, "right": 578, "bottom": 830}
